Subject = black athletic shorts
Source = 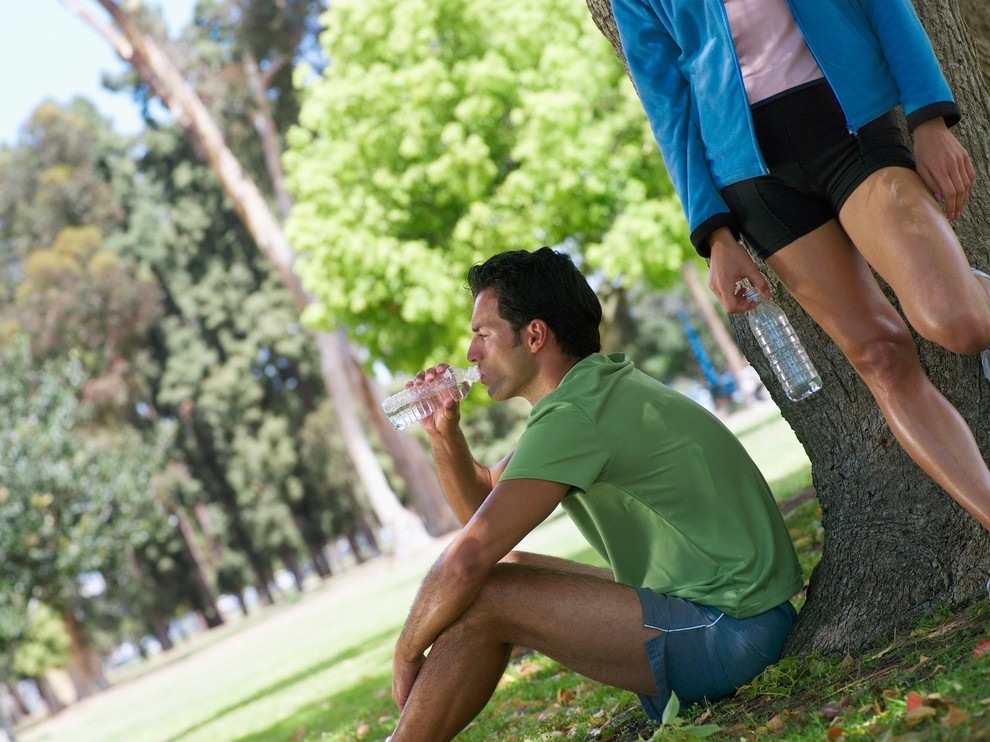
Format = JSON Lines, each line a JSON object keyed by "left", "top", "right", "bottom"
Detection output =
{"left": 720, "top": 79, "right": 916, "bottom": 260}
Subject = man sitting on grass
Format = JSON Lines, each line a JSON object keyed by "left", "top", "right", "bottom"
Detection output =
{"left": 389, "top": 247, "right": 802, "bottom": 740}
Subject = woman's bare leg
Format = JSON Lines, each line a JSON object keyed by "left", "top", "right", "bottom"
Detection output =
{"left": 766, "top": 193, "right": 990, "bottom": 531}
{"left": 838, "top": 167, "right": 990, "bottom": 354}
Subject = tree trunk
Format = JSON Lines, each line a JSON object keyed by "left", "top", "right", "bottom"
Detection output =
{"left": 958, "top": 0, "right": 990, "bottom": 89}
{"left": 147, "top": 610, "right": 173, "bottom": 652}
{"left": 62, "top": 0, "right": 439, "bottom": 553}
{"left": 345, "top": 344, "right": 459, "bottom": 536}
{"left": 317, "top": 331, "right": 432, "bottom": 552}
{"left": 585, "top": 0, "right": 990, "bottom": 655}
{"left": 34, "top": 675, "right": 62, "bottom": 715}
{"left": 174, "top": 507, "right": 224, "bottom": 628}
{"left": 62, "top": 612, "right": 107, "bottom": 700}
{"left": 6, "top": 682, "right": 30, "bottom": 719}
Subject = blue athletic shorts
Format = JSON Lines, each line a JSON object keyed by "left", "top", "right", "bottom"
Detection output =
{"left": 720, "top": 79, "right": 915, "bottom": 260}
{"left": 635, "top": 587, "right": 797, "bottom": 719}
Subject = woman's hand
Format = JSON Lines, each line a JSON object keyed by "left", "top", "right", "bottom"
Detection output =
{"left": 707, "top": 228, "right": 770, "bottom": 314}
{"left": 912, "top": 118, "right": 975, "bottom": 220}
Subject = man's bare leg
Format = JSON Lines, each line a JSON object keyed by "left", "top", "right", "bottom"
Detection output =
{"left": 390, "top": 561, "right": 656, "bottom": 741}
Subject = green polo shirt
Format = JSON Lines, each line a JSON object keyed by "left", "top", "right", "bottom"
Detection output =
{"left": 500, "top": 353, "right": 802, "bottom": 619}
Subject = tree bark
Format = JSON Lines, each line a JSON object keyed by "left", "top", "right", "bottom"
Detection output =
{"left": 958, "top": 0, "right": 990, "bottom": 89}
{"left": 173, "top": 507, "right": 224, "bottom": 628}
{"left": 585, "top": 0, "right": 990, "bottom": 655}
{"left": 62, "top": 612, "right": 107, "bottom": 700}
{"left": 62, "top": 0, "right": 441, "bottom": 552}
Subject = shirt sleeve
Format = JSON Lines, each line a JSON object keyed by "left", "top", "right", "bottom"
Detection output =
{"left": 859, "top": 0, "right": 960, "bottom": 130}
{"left": 609, "top": 0, "right": 735, "bottom": 256}
{"left": 500, "top": 404, "right": 609, "bottom": 494}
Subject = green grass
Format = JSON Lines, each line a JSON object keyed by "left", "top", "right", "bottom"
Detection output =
{"left": 18, "top": 407, "right": 990, "bottom": 741}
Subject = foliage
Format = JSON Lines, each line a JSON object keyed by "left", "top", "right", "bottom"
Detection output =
{"left": 0, "top": 339, "right": 172, "bottom": 666}
{"left": 12, "top": 602, "right": 71, "bottom": 679}
{"left": 648, "top": 692, "right": 720, "bottom": 739}
{"left": 286, "top": 0, "right": 689, "bottom": 373}
{"left": 0, "top": 99, "right": 127, "bottom": 296}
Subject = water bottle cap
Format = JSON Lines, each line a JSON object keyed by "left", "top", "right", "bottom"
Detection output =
{"left": 742, "top": 286, "right": 762, "bottom": 303}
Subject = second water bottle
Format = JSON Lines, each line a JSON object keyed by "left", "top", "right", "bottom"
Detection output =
{"left": 744, "top": 288, "right": 822, "bottom": 402}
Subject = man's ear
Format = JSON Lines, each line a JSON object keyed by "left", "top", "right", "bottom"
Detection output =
{"left": 525, "top": 319, "right": 550, "bottom": 354}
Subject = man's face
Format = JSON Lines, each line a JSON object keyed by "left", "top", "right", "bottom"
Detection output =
{"left": 467, "top": 289, "right": 535, "bottom": 402}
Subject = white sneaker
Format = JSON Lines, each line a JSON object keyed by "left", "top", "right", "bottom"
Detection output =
{"left": 972, "top": 268, "right": 990, "bottom": 383}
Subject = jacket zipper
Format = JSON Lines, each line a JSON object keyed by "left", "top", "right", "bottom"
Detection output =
{"left": 783, "top": 0, "right": 857, "bottom": 135}
{"left": 713, "top": 0, "right": 770, "bottom": 175}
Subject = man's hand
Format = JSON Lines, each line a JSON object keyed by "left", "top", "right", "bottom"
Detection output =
{"left": 392, "top": 652, "right": 424, "bottom": 709}
{"left": 707, "top": 228, "right": 770, "bottom": 314}
{"left": 407, "top": 364, "right": 461, "bottom": 435}
{"left": 912, "top": 118, "right": 975, "bottom": 220}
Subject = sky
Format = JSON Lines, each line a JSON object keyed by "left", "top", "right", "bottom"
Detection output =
{"left": 0, "top": 0, "right": 198, "bottom": 146}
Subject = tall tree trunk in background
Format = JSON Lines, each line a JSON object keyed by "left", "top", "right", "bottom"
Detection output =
{"left": 63, "top": 0, "right": 441, "bottom": 550}
{"left": 344, "top": 341, "right": 459, "bottom": 535}
{"left": 586, "top": 0, "right": 990, "bottom": 654}
{"left": 62, "top": 612, "right": 107, "bottom": 700}
{"left": 958, "top": 0, "right": 990, "bottom": 89}
{"left": 173, "top": 507, "right": 224, "bottom": 627}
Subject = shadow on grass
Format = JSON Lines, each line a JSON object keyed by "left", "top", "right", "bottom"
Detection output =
{"left": 163, "top": 627, "right": 397, "bottom": 742}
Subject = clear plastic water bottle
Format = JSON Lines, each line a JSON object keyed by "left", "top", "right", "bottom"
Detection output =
{"left": 744, "top": 288, "right": 822, "bottom": 402}
{"left": 381, "top": 366, "right": 481, "bottom": 430}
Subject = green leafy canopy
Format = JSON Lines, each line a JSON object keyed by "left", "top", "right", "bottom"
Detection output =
{"left": 285, "top": 0, "right": 690, "bottom": 374}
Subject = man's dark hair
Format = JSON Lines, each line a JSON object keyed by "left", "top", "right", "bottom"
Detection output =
{"left": 467, "top": 247, "right": 602, "bottom": 359}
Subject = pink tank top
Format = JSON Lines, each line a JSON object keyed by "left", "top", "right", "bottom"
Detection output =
{"left": 723, "top": 0, "right": 824, "bottom": 104}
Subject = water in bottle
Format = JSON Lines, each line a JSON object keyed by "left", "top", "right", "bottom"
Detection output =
{"left": 382, "top": 365, "right": 481, "bottom": 430}
{"left": 744, "top": 288, "right": 822, "bottom": 401}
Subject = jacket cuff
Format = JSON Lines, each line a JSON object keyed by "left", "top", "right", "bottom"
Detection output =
{"left": 906, "top": 101, "right": 961, "bottom": 132}
{"left": 691, "top": 212, "right": 739, "bottom": 258}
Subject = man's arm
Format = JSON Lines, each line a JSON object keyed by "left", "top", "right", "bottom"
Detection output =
{"left": 412, "top": 363, "right": 513, "bottom": 525}
{"left": 392, "top": 476, "right": 569, "bottom": 708}
{"left": 427, "top": 417, "right": 513, "bottom": 526}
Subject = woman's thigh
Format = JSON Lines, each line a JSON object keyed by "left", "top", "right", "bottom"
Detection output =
{"left": 837, "top": 167, "right": 989, "bottom": 350}
{"left": 765, "top": 220, "right": 916, "bottom": 367}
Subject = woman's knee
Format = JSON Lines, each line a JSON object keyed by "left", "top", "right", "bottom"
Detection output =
{"left": 842, "top": 323, "right": 920, "bottom": 389}
{"left": 909, "top": 299, "right": 990, "bottom": 354}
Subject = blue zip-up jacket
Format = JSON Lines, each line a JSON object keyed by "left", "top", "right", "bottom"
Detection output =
{"left": 609, "top": 0, "right": 960, "bottom": 255}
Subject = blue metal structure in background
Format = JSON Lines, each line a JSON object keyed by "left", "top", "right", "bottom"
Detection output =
{"left": 677, "top": 309, "right": 736, "bottom": 398}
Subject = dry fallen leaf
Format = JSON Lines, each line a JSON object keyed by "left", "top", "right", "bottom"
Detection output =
{"left": 557, "top": 687, "right": 576, "bottom": 705}
{"left": 942, "top": 705, "right": 970, "bottom": 728}
{"left": 826, "top": 726, "right": 845, "bottom": 739}
{"left": 905, "top": 706, "right": 938, "bottom": 726}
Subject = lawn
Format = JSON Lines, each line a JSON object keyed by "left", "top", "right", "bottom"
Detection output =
{"left": 18, "top": 406, "right": 989, "bottom": 741}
